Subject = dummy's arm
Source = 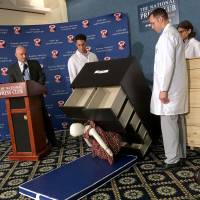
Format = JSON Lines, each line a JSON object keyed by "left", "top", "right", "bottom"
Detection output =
{"left": 83, "top": 138, "right": 92, "bottom": 147}
{"left": 70, "top": 123, "right": 113, "bottom": 157}
{"left": 88, "top": 127, "right": 113, "bottom": 157}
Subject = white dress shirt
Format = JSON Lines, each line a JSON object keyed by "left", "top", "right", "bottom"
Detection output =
{"left": 184, "top": 38, "right": 200, "bottom": 59}
{"left": 18, "top": 61, "right": 25, "bottom": 73}
{"left": 18, "top": 61, "right": 29, "bottom": 73}
{"left": 67, "top": 50, "right": 98, "bottom": 83}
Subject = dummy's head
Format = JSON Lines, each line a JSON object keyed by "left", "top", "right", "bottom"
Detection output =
{"left": 148, "top": 8, "right": 169, "bottom": 33}
{"left": 74, "top": 34, "right": 87, "bottom": 54}
{"left": 70, "top": 123, "right": 85, "bottom": 137}
{"left": 70, "top": 123, "right": 91, "bottom": 137}
{"left": 15, "top": 46, "right": 27, "bottom": 63}
{"left": 177, "top": 20, "right": 196, "bottom": 41}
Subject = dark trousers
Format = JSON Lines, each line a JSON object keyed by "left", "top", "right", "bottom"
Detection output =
{"left": 41, "top": 98, "right": 57, "bottom": 145}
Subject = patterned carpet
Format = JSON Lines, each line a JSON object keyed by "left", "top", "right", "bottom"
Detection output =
{"left": 0, "top": 131, "right": 200, "bottom": 200}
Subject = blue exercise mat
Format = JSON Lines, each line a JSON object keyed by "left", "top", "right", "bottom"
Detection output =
{"left": 19, "top": 153, "right": 137, "bottom": 200}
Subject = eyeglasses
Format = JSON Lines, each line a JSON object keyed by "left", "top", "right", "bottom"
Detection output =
{"left": 178, "top": 29, "right": 187, "bottom": 34}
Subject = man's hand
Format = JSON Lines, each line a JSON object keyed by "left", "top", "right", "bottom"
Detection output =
{"left": 159, "top": 91, "right": 169, "bottom": 104}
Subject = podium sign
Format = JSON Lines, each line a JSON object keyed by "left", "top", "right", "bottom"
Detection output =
{"left": 0, "top": 82, "right": 27, "bottom": 98}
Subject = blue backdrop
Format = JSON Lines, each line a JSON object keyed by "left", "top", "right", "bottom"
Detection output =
{"left": 0, "top": 13, "right": 130, "bottom": 140}
{"left": 67, "top": 0, "right": 200, "bottom": 84}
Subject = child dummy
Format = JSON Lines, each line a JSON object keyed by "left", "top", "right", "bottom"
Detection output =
{"left": 70, "top": 121, "right": 122, "bottom": 164}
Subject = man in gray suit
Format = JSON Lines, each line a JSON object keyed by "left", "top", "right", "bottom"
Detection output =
{"left": 8, "top": 46, "right": 60, "bottom": 147}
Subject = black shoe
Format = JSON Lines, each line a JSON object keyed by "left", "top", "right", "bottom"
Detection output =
{"left": 180, "top": 158, "right": 186, "bottom": 165}
{"left": 163, "top": 161, "right": 182, "bottom": 171}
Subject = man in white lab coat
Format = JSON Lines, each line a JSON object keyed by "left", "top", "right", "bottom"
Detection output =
{"left": 68, "top": 34, "right": 98, "bottom": 83}
{"left": 148, "top": 8, "right": 188, "bottom": 170}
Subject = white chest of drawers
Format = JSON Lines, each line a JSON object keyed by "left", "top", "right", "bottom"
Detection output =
{"left": 186, "top": 58, "right": 200, "bottom": 148}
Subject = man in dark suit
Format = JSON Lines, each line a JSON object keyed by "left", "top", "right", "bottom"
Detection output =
{"left": 8, "top": 45, "right": 60, "bottom": 147}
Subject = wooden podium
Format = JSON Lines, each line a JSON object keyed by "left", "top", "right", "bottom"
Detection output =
{"left": 0, "top": 80, "right": 51, "bottom": 161}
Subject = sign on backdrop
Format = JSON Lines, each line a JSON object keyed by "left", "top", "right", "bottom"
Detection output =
{"left": 138, "top": 0, "right": 179, "bottom": 32}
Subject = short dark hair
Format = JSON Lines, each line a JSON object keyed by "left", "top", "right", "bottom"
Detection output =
{"left": 148, "top": 8, "right": 168, "bottom": 20}
{"left": 74, "top": 34, "right": 87, "bottom": 42}
{"left": 177, "top": 20, "right": 196, "bottom": 39}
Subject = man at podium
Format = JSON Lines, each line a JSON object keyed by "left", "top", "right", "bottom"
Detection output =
{"left": 8, "top": 46, "right": 60, "bottom": 147}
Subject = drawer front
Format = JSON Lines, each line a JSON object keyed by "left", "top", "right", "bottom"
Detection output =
{"left": 86, "top": 87, "right": 126, "bottom": 116}
{"left": 186, "top": 107, "right": 200, "bottom": 126}
{"left": 189, "top": 89, "right": 200, "bottom": 107}
{"left": 189, "top": 69, "right": 200, "bottom": 88}
{"left": 187, "top": 58, "right": 200, "bottom": 70}
{"left": 130, "top": 134, "right": 152, "bottom": 156}
{"left": 119, "top": 100, "right": 134, "bottom": 128}
{"left": 138, "top": 124, "right": 148, "bottom": 140}
{"left": 65, "top": 88, "right": 96, "bottom": 107}
{"left": 130, "top": 112, "right": 140, "bottom": 131}
{"left": 187, "top": 126, "right": 200, "bottom": 147}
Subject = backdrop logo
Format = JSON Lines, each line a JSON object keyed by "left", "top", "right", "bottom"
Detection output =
{"left": 114, "top": 12, "right": 122, "bottom": 21}
{"left": 54, "top": 74, "right": 62, "bottom": 83}
{"left": 118, "top": 41, "right": 126, "bottom": 50}
{"left": 33, "top": 38, "right": 41, "bottom": 47}
{"left": 82, "top": 20, "right": 89, "bottom": 28}
{"left": 0, "top": 40, "right": 6, "bottom": 48}
{"left": 1, "top": 67, "right": 8, "bottom": 76}
{"left": 61, "top": 122, "right": 68, "bottom": 129}
{"left": 57, "top": 100, "right": 65, "bottom": 107}
{"left": 100, "top": 29, "right": 108, "bottom": 38}
{"left": 138, "top": 0, "right": 179, "bottom": 32}
{"left": 67, "top": 34, "right": 74, "bottom": 43}
{"left": 104, "top": 56, "right": 111, "bottom": 61}
{"left": 51, "top": 50, "right": 59, "bottom": 58}
{"left": 13, "top": 26, "right": 21, "bottom": 34}
{"left": 49, "top": 24, "right": 56, "bottom": 32}
{"left": 86, "top": 46, "right": 91, "bottom": 52}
